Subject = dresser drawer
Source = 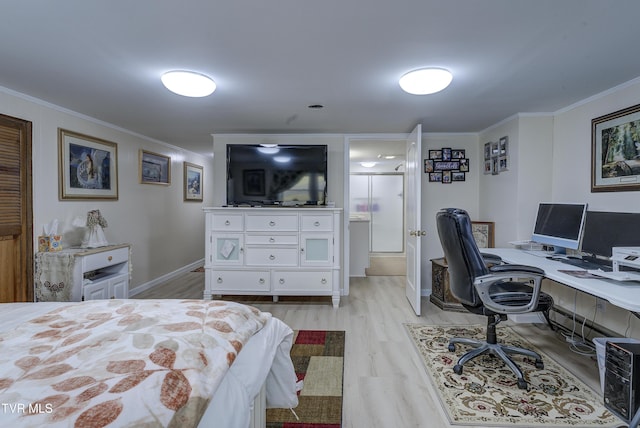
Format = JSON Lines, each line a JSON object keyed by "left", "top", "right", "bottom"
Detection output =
{"left": 272, "top": 270, "right": 333, "bottom": 292}
{"left": 210, "top": 270, "right": 270, "bottom": 292}
{"left": 301, "top": 214, "right": 333, "bottom": 231}
{"left": 245, "top": 233, "right": 298, "bottom": 245}
{"left": 212, "top": 213, "right": 244, "bottom": 231}
{"left": 245, "top": 214, "right": 298, "bottom": 231}
{"left": 82, "top": 247, "right": 129, "bottom": 272}
{"left": 245, "top": 248, "right": 298, "bottom": 266}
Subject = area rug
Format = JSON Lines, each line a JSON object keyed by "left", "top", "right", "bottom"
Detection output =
{"left": 267, "top": 330, "right": 345, "bottom": 428}
{"left": 405, "top": 324, "right": 618, "bottom": 427}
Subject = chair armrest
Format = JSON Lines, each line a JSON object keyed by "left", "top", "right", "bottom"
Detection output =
{"left": 481, "top": 253, "right": 503, "bottom": 265}
{"left": 489, "top": 264, "right": 544, "bottom": 275}
{"left": 473, "top": 268, "right": 545, "bottom": 314}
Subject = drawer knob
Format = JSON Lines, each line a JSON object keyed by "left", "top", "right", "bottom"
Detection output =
{"left": 225, "top": 220, "right": 231, "bottom": 226}
{"left": 217, "top": 277, "right": 223, "bottom": 283}
{"left": 269, "top": 254, "right": 276, "bottom": 260}
{"left": 108, "top": 256, "right": 113, "bottom": 262}
{"left": 269, "top": 237, "right": 275, "bottom": 243}
{"left": 279, "top": 278, "right": 285, "bottom": 284}
{"left": 300, "top": 248, "right": 305, "bottom": 253}
{"left": 259, "top": 278, "right": 265, "bottom": 284}
{"left": 314, "top": 221, "right": 320, "bottom": 226}
{"left": 269, "top": 221, "right": 276, "bottom": 227}
{"left": 321, "top": 278, "right": 327, "bottom": 284}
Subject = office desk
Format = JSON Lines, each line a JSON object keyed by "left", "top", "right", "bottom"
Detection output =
{"left": 489, "top": 248, "right": 640, "bottom": 313}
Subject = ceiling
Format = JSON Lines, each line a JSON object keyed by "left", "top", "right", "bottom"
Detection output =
{"left": 2, "top": 1, "right": 640, "bottom": 156}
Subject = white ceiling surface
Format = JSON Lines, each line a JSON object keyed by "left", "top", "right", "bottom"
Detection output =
{"left": 2, "top": 1, "right": 640, "bottom": 156}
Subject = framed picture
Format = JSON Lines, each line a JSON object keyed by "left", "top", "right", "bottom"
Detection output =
{"left": 484, "top": 142, "right": 491, "bottom": 161}
{"left": 499, "top": 136, "right": 509, "bottom": 156}
{"left": 442, "top": 170, "right": 452, "bottom": 183}
{"left": 429, "top": 149, "right": 442, "bottom": 159}
{"left": 184, "top": 162, "right": 203, "bottom": 201}
{"left": 471, "top": 221, "right": 495, "bottom": 248}
{"left": 140, "top": 150, "right": 171, "bottom": 185}
{"left": 424, "top": 159, "right": 434, "bottom": 173}
{"left": 429, "top": 172, "right": 442, "bottom": 182}
{"left": 441, "top": 147, "right": 452, "bottom": 160}
{"left": 591, "top": 103, "right": 640, "bottom": 192}
{"left": 243, "top": 169, "right": 265, "bottom": 196}
{"left": 483, "top": 160, "right": 492, "bottom": 175}
{"left": 58, "top": 128, "right": 118, "bottom": 200}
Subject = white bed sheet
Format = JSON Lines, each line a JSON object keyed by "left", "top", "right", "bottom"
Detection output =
{"left": 0, "top": 302, "right": 298, "bottom": 428}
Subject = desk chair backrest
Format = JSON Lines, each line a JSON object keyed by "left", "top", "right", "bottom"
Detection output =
{"left": 436, "top": 208, "right": 489, "bottom": 308}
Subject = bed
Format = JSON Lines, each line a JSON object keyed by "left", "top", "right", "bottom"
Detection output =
{"left": 0, "top": 299, "right": 299, "bottom": 427}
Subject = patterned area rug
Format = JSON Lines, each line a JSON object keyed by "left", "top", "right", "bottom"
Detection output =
{"left": 405, "top": 324, "right": 619, "bottom": 427}
{"left": 267, "top": 330, "right": 345, "bottom": 428}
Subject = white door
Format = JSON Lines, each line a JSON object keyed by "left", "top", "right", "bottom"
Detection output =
{"left": 405, "top": 124, "right": 423, "bottom": 316}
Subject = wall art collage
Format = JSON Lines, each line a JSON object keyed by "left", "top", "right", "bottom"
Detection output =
{"left": 424, "top": 148, "right": 469, "bottom": 183}
{"left": 483, "top": 136, "right": 509, "bottom": 175}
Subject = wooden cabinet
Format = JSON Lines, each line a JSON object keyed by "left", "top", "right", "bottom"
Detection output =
{"left": 34, "top": 244, "right": 131, "bottom": 302}
{"left": 204, "top": 207, "right": 342, "bottom": 307}
{"left": 429, "top": 257, "right": 465, "bottom": 312}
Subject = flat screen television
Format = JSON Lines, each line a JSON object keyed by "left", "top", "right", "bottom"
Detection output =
{"left": 531, "top": 202, "right": 588, "bottom": 250}
{"left": 581, "top": 211, "right": 640, "bottom": 258}
{"left": 226, "top": 144, "right": 328, "bottom": 206}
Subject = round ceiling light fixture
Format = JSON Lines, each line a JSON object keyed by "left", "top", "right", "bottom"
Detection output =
{"left": 161, "top": 70, "right": 216, "bottom": 97}
{"left": 399, "top": 68, "right": 453, "bottom": 95}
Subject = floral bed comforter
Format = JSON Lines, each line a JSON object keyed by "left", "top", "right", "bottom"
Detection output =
{"left": 0, "top": 299, "right": 270, "bottom": 427}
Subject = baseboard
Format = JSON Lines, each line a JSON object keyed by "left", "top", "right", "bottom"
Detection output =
{"left": 129, "top": 259, "right": 204, "bottom": 297}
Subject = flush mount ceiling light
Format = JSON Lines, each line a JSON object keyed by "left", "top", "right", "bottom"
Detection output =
{"left": 360, "top": 162, "right": 377, "bottom": 168}
{"left": 399, "top": 68, "right": 452, "bottom": 95}
{"left": 161, "top": 70, "right": 216, "bottom": 97}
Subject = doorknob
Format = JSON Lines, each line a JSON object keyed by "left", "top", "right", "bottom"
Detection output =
{"left": 409, "top": 230, "right": 427, "bottom": 237}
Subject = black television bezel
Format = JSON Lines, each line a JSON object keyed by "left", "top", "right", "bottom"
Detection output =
{"left": 225, "top": 144, "right": 328, "bottom": 206}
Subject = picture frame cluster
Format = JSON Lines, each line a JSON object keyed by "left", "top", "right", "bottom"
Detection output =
{"left": 425, "top": 148, "right": 469, "bottom": 183}
{"left": 484, "top": 136, "right": 509, "bottom": 175}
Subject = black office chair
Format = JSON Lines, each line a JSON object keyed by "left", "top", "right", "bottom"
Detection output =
{"left": 435, "top": 208, "right": 554, "bottom": 389}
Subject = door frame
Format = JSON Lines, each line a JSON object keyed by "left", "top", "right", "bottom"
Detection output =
{"left": 343, "top": 133, "right": 412, "bottom": 296}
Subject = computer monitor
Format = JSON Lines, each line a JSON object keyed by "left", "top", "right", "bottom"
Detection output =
{"left": 581, "top": 211, "right": 640, "bottom": 258}
{"left": 531, "top": 202, "right": 588, "bottom": 250}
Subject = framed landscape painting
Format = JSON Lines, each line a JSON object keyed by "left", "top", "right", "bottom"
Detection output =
{"left": 140, "top": 150, "right": 171, "bottom": 185}
{"left": 184, "top": 162, "right": 203, "bottom": 201}
{"left": 58, "top": 128, "right": 118, "bottom": 200}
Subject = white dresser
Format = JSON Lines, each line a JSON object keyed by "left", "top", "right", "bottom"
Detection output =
{"left": 203, "top": 207, "right": 342, "bottom": 308}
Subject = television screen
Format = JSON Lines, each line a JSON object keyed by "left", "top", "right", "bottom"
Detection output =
{"left": 531, "top": 202, "right": 588, "bottom": 250}
{"left": 581, "top": 211, "right": 640, "bottom": 258}
{"left": 226, "top": 144, "right": 327, "bottom": 206}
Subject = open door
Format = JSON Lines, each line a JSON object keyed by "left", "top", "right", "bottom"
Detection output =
{"left": 405, "top": 124, "right": 423, "bottom": 315}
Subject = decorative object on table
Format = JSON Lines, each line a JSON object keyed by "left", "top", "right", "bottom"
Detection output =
{"left": 183, "top": 162, "right": 203, "bottom": 201}
{"left": 405, "top": 323, "right": 618, "bottom": 427}
{"left": 471, "top": 220, "right": 495, "bottom": 248}
{"left": 82, "top": 209, "right": 108, "bottom": 248}
{"left": 139, "top": 149, "right": 171, "bottom": 185}
{"left": 426, "top": 148, "right": 469, "bottom": 183}
{"left": 58, "top": 128, "right": 118, "bottom": 200}
{"left": 37, "top": 219, "right": 62, "bottom": 252}
{"left": 484, "top": 136, "right": 509, "bottom": 175}
{"left": 591, "top": 103, "right": 640, "bottom": 192}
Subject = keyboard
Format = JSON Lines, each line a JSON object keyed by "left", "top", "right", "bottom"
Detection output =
{"left": 559, "top": 258, "right": 612, "bottom": 272}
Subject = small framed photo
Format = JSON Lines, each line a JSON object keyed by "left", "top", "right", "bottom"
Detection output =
{"left": 184, "top": 162, "right": 203, "bottom": 201}
{"left": 491, "top": 141, "right": 500, "bottom": 157}
{"left": 424, "top": 159, "right": 434, "bottom": 173}
{"left": 429, "top": 149, "right": 442, "bottom": 160}
{"left": 58, "top": 128, "right": 118, "bottom": 200}
{"left": 492, "top": 157, "right": 500, "bottom": 175}
{"left": 429, "top": 172, "right": 442, "bottom": 182}
{"left": 499, "top": 136, "right": 509, "bottom": 156}
{"left": 471, "top": 221, "right": 495, "bottom": 248}
{"left": 441, "top": 148, "right": 452, "bottom": 160}
{"left": 140, "top": 150, "right": 171, "bottom": 185}
{"left": 484, "top": 160, "right": 492, "bottom": 175}
{"left": 484, "top": 142, "right": 491, "bottom": 161}
{"left": 452, "top": 149, "right": 466, "bottom": 159}
{"left": 499, "top": 156, "right": 509, "bottom": 171}
{"left": 442, "top": 170, "right": 452, "bottom": 183}
{"left": 459, "top": 158, "right": 469, "bottom": 172}
{"left": 452, "top": 172, "right": 466, "bottom": 182}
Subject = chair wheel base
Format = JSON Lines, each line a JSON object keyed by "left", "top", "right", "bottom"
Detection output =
{"left": 535, "top": 360, "right": 544, "bottom": 369}
{"left": 517, "top": 379, "right": 528, "bottom": 389}
{"left": 453, "top": 364, "right": 463, "bottom": 375}
{"left": 448, "top": 344, "right": 456, "bottom": 352}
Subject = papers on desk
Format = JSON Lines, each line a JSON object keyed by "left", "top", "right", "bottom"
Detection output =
{"left": 558, "top": 269, "right": 601, "bottom": 279}
{"left": 587, "top": 269, "right": 640, "bottom": 282}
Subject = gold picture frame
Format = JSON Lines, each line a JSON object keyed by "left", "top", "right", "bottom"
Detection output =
{"left": 58, "top": 128, "right": 118, "bottom": 200}
{"left": 139, "top": 149, "right": 171, "bottom": 185}
{"left": 183, "top": 162, "right": 203, "bottom": 201}
{"left": 591, "top": 103, "right": 640, "bottom": 192}
{"left": 471, "top": 221, "right": 495, "bottom": 248}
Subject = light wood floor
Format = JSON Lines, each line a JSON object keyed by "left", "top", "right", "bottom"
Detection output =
{"left": 135, "top": 272, "right": 602, "bottom": 428}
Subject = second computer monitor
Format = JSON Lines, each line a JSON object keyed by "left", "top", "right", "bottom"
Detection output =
{"left": 581, "top": 211, "right": 640, "bottom": 258}
{"left": 531, "top": 202, "right": 588, "bottom": 250}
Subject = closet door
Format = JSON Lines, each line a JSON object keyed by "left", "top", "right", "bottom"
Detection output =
{"left": 0, "top": 114, "right": 33, "bottom": 302}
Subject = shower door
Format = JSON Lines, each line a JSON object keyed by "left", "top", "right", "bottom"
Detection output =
{"left": 350, "top": 174, "right": 404, "bottom": 253}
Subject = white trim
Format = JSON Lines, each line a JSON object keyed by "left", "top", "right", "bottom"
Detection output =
{"left": 128, "top": 259, "right": 204, "bottom": 296}
{"left": 0, "top": 84, "right": 209, "bottom": 158}
{"left": 554, "top": 75, "right": 640, "bottom": 115}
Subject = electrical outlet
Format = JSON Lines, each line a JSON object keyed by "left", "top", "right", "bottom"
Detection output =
{"left": 596, "top": 297, "right": 607, "bottom": 313}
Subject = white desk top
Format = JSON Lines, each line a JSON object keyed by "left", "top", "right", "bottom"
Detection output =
{"left": 488, "top": 248, "right": 640, "bottom": 313}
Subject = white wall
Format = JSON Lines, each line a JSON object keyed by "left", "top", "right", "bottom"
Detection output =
{"left": 1, "top": 88, "right": 214, "bottom": 295}
{"left": 421, "top": 133, "right": 480, "bottom": 290}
